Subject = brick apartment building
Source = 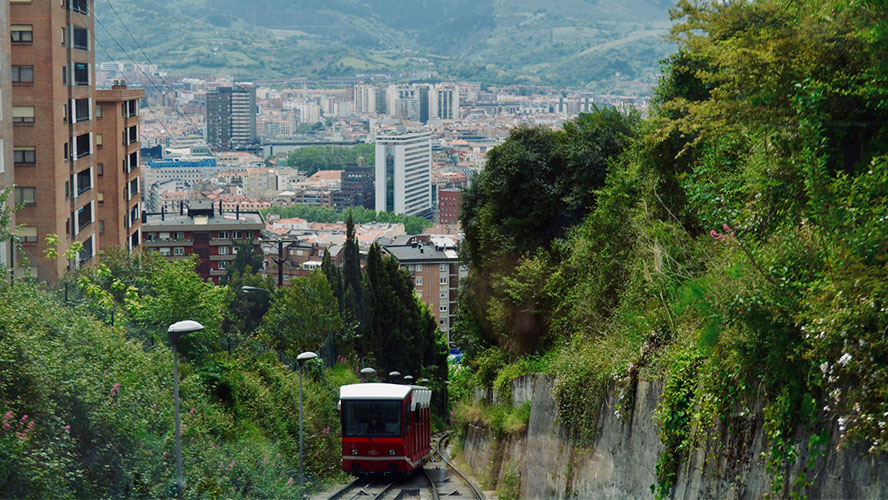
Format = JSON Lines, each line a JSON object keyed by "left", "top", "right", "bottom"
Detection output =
{"left": 7, "top": 0, "right": 138, "bottom": 280}
{"left": 437, "top": 188, "right": 462, "bottom": 225}
{"left": 141, "top": 200, "right": 264, "bottom": 284}
{"left": 383, "top": 237, "right": 467, "bottom": 344}
{"left": 0, "top": 0, "right": 14, "bottom": 270}
{"left": 95, "top": 83, "right": 145, "bottom": 253}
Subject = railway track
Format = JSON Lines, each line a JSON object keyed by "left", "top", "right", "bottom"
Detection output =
{"left": 325, "top": 432, "right": 483, "bottom": 500}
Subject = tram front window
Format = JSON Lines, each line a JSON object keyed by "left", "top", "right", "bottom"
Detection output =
{"left": 342, "top": 401, "right": 401, "bottom": 437}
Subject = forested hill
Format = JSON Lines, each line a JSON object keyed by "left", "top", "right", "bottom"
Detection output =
{"left": 95, "top": 0, "right": 675, "bottom": 93}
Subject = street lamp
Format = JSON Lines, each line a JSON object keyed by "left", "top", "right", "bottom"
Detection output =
{"left": 388, "top": 371, "right": 401, "bottom": 384}
{"left": 419, "top": 378, "right": 430, "bottom": 385}
{"left": 296, "top": 351, "right": 318, "bottom": 499}
{"left": 403, "top": 375, "right": 414, "bottom": 385}
{"left": 240, "top": 285, "right": 272, "bottom": 295}
{"left": 360, "top": 367, "right": 376, "bottom": 382}
{"left": 168, "top": 320, "right": 204, "bottom": 500}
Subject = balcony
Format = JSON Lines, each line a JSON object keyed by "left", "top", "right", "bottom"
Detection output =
{"left": 142, "top": 238, "right": 194, "bottom": 247}
{"left": 209, "top": 254, "right": 235, "bottom": 261}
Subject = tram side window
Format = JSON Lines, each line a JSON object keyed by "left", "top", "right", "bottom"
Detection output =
{"left": 342, "top": 401, "right": 401, "bottom": 437}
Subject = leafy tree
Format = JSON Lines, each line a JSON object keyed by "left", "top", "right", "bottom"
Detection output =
{"left": 341, "top": 212, "right": 364, "bottom": 331}
{"left": 134, "top": 256, "right": 228, "bottom": 360}
{"left": 285, "top": 144, "right": 375, "bottom": 176}
{"left": 456, "top": 109, "right": 638, "bottom": 356}
{"left": 224, "top": 270, "right": 275, "bottom": 336}
{"left": 257, "top": 272, "right": 344, "bottom": 358}
{"left": 227, "top": 239, "right": 264, "bottom": 278}
{"left": 361, "top": 243, "right": 446, "bottom": 379}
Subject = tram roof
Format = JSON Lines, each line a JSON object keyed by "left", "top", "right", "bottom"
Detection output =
{"left": 339, "top": 383, "right": 429, "bottom": 401}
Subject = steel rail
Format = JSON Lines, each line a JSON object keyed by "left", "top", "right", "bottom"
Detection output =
{"left": 436, "top": 432, "right": 485, "bottom": 500}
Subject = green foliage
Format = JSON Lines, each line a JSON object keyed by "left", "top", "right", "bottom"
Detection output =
{"left": 257, "top": 272, "right": 344, "bottom": 359}
{"left": 456, "top": 109, "right": 639, "bottom": 358}
{"left": 262, "top": 205, "right": 432, "bottom": 235}
{"left": 653, "top": 348, "right": 701, "bottom": 499}
{"left": 452, "top": 400, "right": 530, "bottom": 437}
{"left": 498, "top": 461, "right": 522, "bottom": 500}
{"left": 451, "top": 2, "right": 888, "bottom": 496}
{"left": 285, "top": 144, "right": 375, "bottom": 176}
{"left": 134, "top": 256, "right": 228, "bottom": 360}
{"left": 361, "top": 244, "right": 447, "bottom": 380}
{"left": 493, "top": 353, "right": 552, "bottom": 404}
{"left": 0, "top": 278, "right": 354, "bottom": 498}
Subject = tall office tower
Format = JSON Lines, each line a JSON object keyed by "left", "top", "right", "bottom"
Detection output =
{"left": 0, "top": 0, "right": 14, "bottom": 271}
{"left": 375, "top": 130, "right": 432, "bottom": 218}
{"left": 95, "top": 83, "right": 145, "bottom": 254}
{"left": 353, "top": 84, "right": 387, "bottom": 115}
{"left": 429, "top": 84, "right": 460, "bottom": 120}
{"left": 206, "top": 84, "right": 257, "bottom": 151}
{"left": 418, "top": 85, "right": 429, "bottom": 123}
{"left": 10, "top": 0, "right": 100, "bottom": 281}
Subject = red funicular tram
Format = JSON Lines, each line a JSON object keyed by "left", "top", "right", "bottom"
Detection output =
{"left": 339, "top": 383, "right": 432, "bottom": 476}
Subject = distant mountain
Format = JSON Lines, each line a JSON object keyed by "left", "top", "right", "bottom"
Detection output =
{"left": 95, "top": 0, "right": 676, "bottom": 93}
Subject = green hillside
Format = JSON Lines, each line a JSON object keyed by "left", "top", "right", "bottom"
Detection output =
{"left": 95, "top": 0, "right": 675, "bottom": 93}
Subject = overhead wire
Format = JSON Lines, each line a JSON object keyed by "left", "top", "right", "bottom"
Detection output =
{"left": 93, "top": 11, "right": 209, "bottom": 148}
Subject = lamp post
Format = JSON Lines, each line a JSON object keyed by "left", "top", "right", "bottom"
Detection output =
{"left": 296, "top": 351, "right": 318, "bottom": 499}
{"left": 419, "top": 378, "right": 430, "bottom": 386}
{"left": 388, "top": 371, "right": 401, "bottom": 384}
{"left": 403, "top": 375, "right": 414, "bottom": 385}
{"left": 360, "top": 367, "right": 376, "bottom": 382}
{"left": 168, "top": 320, "right": 205, "bottom": 500}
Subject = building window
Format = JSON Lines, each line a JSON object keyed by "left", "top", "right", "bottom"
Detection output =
{"left": 439, "top": 305, "right": 448, "bottom": 312}
{"left": 219, "top": 246, "right": 229, "bottom": 255}
{"left": 174, "top": 247, "right": 185, "bottom": 256}
{"left": 97, "top": 192, "right": 104, "bottom": 205}
{"left": 125, "top": 100, "right": 138, "bottom": 117}
{"left": 12, "top": 65, "right": 34, "bottom": 83}
{"left": 71, "top": 25, "right": 88, "bottom": 50}
{"left": 62, "top": 66, "right": 67, "bottom": 85}
{"left": 128, "top": 152, "right": 138, "bottom": 172}
{"left": 415, "top": 276, "right": 423, "bottom": 285}
{"left": 218, "top": 231, "right": 229, "bottom": 239}
{"left": 66, "top": 0, "right": 88, "bottom": 15}
{"left": 79, "top": 237, "right": 94, "bottom": 265}
{"left": 96, "top": 134, "right": 102, "bottom": 147}
{"left": 128, "top": 179, "right": 139, "bottom": 199}
{"left": 11, "top": 25, "right": 33, "bottom": 43}
{"left": 73, "top": 63, "right": 89, "bottom": 86}
{"left": 74, "top": 98, "right": 90, "bottom": 122}
{"left": 14, "top": 147, "right": 36, "bottom": 164}
{"left": 125, "top": 125, "right": 137, "bottom": 144}
{"left": 440, "top": 264, "right": 449, "bottom": 272}
{"left": 98, "top": 220, "right": 105, "bottom": 234}
{"left": 440, "top": 291, "right": 447, "bottom": 299}
{"left": 14, "top": 187, "right": 36, "bottom": 205}
{"left": 232, "top": 231, "right": 242, "bottom": 239}
{"left": 74, "top": 133, "right": 91, "bottom": 158}
{"left": 415, "top": 264, "right": 422, "bottom": 271}
{"left": 159, "top": 247, "right": 171, "bottom": 256}
{"left": 219, "top": 261, "right": 229, "bottom": 270}
{"left": 19, "top": 226, "right": 38, "bottom": 243}
{"left": 95, "top": 104, "right": 102, "bottom": 118}
{"left": 97, "top": 163, "right": 103, "bottom": 176}
{"left": 12, "top": 106, "right": 35, "bottom": 124}
{"left": 439, "top": 277, "right": 448, "bottom": 285}
{"left": 77, "top": 203, "right": 92, "bottom": 230}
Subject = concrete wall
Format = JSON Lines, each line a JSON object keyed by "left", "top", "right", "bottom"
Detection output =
{"left": 460, "top": 374, "right": 888, "bottom": 499}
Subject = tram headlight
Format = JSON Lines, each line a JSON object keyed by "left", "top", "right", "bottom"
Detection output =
{"left": 389, "top": 449, "right": 395, "bottom": 456}
{"left": 351, "top": 449, "right": 358, "bottom": 456}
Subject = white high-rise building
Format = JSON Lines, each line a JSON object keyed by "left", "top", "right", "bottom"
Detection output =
{"left": 375, "top": 131, "right": 432, "bottom": 218}
{"left": 429, "top": 84, "right": 459, "bottom": 120}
